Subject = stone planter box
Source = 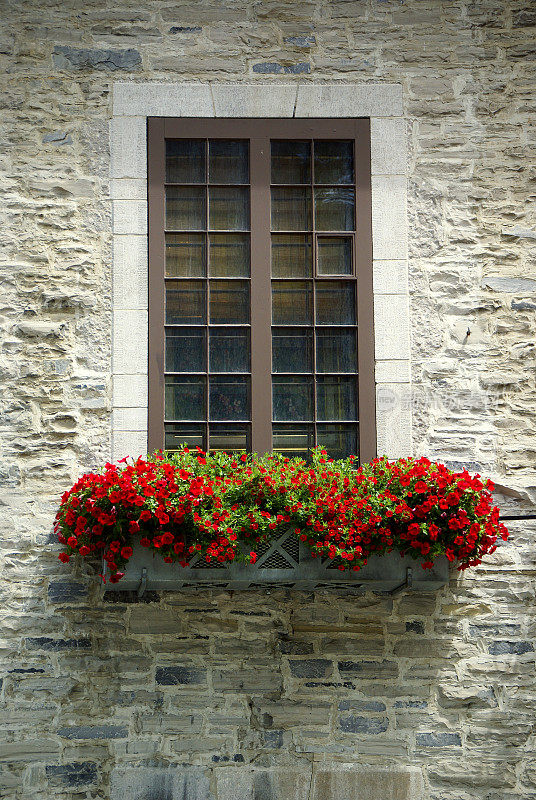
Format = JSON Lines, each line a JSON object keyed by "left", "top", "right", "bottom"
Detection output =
{"left": 103, "top": 530, "right": 449, "bottom": 594}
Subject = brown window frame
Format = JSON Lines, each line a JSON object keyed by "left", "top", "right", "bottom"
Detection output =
{"left": 147, "top": 117, "right": 376, "bottom": 463}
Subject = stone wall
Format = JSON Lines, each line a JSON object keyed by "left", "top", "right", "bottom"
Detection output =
{"left": 1, "top": 1, "right": 536, "bottom": 798}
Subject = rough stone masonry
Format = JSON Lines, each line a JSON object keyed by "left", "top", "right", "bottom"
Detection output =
{"left": 1, "top": 1, "right": 536, "bottom": 798}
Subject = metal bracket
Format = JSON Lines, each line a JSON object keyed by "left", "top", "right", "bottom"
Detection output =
{"left": 388, "top": 566, "right": 413, "bottom": 596}
{"left": 137, "top": 567, "right": 148, "bottom": 598}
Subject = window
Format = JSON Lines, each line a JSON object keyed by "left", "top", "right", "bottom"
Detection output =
{"left": 148, "top": 118, "right": 375, "bottom": 462}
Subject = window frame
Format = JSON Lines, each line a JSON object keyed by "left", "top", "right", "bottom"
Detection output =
{"left": 147, "top": 117, "right": 376, "bottom": 463}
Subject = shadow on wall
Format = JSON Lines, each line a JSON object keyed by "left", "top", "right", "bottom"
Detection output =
{"left": 18, "top": 527, "right": 535, "bottom": 800}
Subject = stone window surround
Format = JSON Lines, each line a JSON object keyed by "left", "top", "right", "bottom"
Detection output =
{"left": 110, "top": 82, "right": 410, "bottom": 462}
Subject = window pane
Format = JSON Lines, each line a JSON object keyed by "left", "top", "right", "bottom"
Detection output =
{"left": 316, "top": 424, "right": 358, "bottom": 459}
{"left": 166, "top": 186, "right": 206, "bottom": 230}
{"left": 314, "top": 141, "right": 354, "bottom": 185}
{"left": 273, "top": 376, "right": 313, "bottom": 421}
{"left": 209, "top": 424, "right": 249, "bottom": 452}
{"left": 315, "top": 188, "right": 355, "bottom": 231}
{"left": 271, "top": 141, "right": 311, "bottom": 184}
{"left": 166, "top": 139, "right": 205, "bottom": 183}
{"left": 317, "top": 237, "right": 352, "bottom": 276}
{"left": 273, "top": 424, "right": 314, "bottom": 457}
{"left": 209, "top": 234, "right": 250, "bottom": 277}
{"left": 315, "top": 281, "right": 356, "bottom": 325}
{"left": 209, "top": 187, "right": 249, "bottom": 231}
{"left": 271, "top": 187, "right": 311, "bottom": 231}
{"left": 166, "top": 328, "right": 206, "bottom": 372}
{"left": 271, "top": 234, "right": 312, "bottom": 278}
{"left": 272, "top": 281, "right": 313, "bottom": 325}
{"left": 209, "top": 328, "right": 250, "bottom": 373}
{"left": 165, "top": 423, "right": 205, "bottom": 451}
{"left": 165, "top": 376, "right": 205, "bottom": 421}
{"left": 165, "top": 233, "right": 206, "bottom": 277}
{"left": 210, "top": 280, "right": 250, "bottom": 324}
{"left": 317, "top": 376, "right": 357, "bottom": 421}
{"left": 166, "top": 280, "right": 206, "bottom": 325}
{"left": 272, "top": 328, "right": 313, "bottom": 373}
{"left": 210, "top": 376, "right": 250, "bottom": 421}
{"left": 316, "top": 329, "right": 357, "bottom": 373}
{"left": 209, "top": 140, "right": 249, "bottom": 184}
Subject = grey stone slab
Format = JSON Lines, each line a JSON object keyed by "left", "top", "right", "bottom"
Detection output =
{"left": 311, "top": 766, "right": 424, "bottom": 800}
{"left": 295, "top": 83, "right": 403, "bottom": 118}
{"left": 483, "top": 277, "right": 536, "bottom": 293}
{"left": 211, "top": 83, "right": 298, "bottom": 117}
{"left": 53, "top": 45, "right": 141, "bottom": 71}
{"left": 113, "top": 82, "right": 214, "bottom": 116}
{"left": 111, "top": 767, "right": 213, "bottom": 800}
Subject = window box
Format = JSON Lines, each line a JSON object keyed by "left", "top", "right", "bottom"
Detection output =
{"left": 103, "top": 530, "right": 449, "bottom": 594}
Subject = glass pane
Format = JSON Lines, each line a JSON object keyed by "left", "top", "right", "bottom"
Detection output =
{"left": 314, "top": 188, "right": 355, "bottom": 231}
{"left": 166, "top": 140, "right": 205, "bottom": 183}
{"left": 273, "top": 376, "right": 313, "bottom": 421}
{"left": 165, "top": 423, "right": 205, "bottom": 451}
{"left": 209, "top": 376, "right": 250, "bottom": 421}
{"left": 272, "top": 328, "right": 313, "bottom": 373}
{"left": 271, "top": 187, "right": 311, "bottom": 231}
{"left": 165, "top": 376, "right": 205, "bottom": 421}
{"left": 210, "top": 280, "right": 250, "bottom": 324}
{"left": 209, "top": 234, "right": 250, "bottom": 277}
{"left": 272, "top": 281, "right": 313, "bottom": 325}
{"left": 316, "top": 424, "right": 358, "bottom": 459}
{"left": 271, "top": 234, "right": 312, "bottom": 278}
{"left": 209, "top": 140, "right": 249, "bottom": 184}
{"left": 317, "top": 377, "right": 357, "bottom": 421}
{"left": 166, "top": 328, "right": 206, "bottom": 372}
{"left": 209, "top": 328, "right": 250, "bottom": 373}
{"left": 166, "top": 280, "right": 206, "bottom": 325}
{"left": 166, "top": 186, "right": 206, "bottom": 230}
{"left": 316, "top": 329, "right": 357, "bottom": 373}
{"left": 209, "top": 187, "right": 249, "bottom": 231}
{"left": 314, "top": 141, "right": 354, "bottom": 185}
{"left": 271, "top": 141, "right": 311, "bottom": 184}
{"left": 209, "top": 425, "right": 249, "bottom": 452}
{"left": 273, "top": 424, "right": 314, "bottom": 457}
{"left": 165, "top": 233, "right": 206, "bottom": 277}
{"left": 315, "top": 281, "right": 356, "bottom": 325}
{"left": 317, "top": 237, "right": 352, "bottom": 276}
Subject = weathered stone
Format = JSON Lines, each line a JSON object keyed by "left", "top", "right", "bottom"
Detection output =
{"left": 57, "top": 725, "right": 128, "bottom": 739}
{"left": 52, "top": 45, "right": 142, "bottom": 71}
{"left": 483, "top": 277, "right": 536, "bottom": 293}
{"left": 339, "top": 715, "right": 389, "bottom": 734}
{"left": 48, "top": 580, "right": 87, "bottom": 604}
{"left": 252, "top": 62, "right": 311, "bottom": 74}
{"left": 288, "top": 659, "right": 333, "bottom": 678}
{"left": 488, "top": 641, "right": 534, "bottom": 655}
{"left": 155, "top": 666, "right": 207, "bottom": 685}
{"left": 416, "top": 732, "right": 462, "bottom": 747}
{"left": 46, "top": 762, "right": 97, "bottom": 786}
{"left": 25, "top": 637, "right": 91, "bottom": 651}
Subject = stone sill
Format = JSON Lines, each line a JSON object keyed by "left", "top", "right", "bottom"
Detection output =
{"left": 103, "top": 531, "right": 449, "bottom": 594}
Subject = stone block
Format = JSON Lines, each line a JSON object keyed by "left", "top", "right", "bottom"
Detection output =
{"left": 288, "top": 658, "right": 333, "bottom": 678}
{"left": 375, "top": 360, "right": 411, "bottom": 383}
{"left": 25, "top": 637, "right": 91, "bottom": 651}
{"left": 337, "top": 660, "right": 399, "bottom": 679}
{"left": 110, "top": 178, "right": 147, "bottom": 200}
{"left": 483, "top": 277, "right": 536, "bottom": 293}
{"left": 295, "top": 84, "right": 403, "bottom": 117}
{"left": 112, "top": 82, "right": 214, "bottom": 117}
{"left": 113, "top": 407, "right": 147, "bottom": 432}
{"left": 373, "top": 259, "right": 409, "bottom": 295}
{"left": 212, "top": 83, "right": 298, "bottom": 117}
{"left": 371, "top": 118, "right": 407, "bottom": 175}
{"left": 130, "top": 607, "right": 181, "bottom": 634}
{"left": 139, "top": 714, "right": 203, "bottom": 734}
{"left": 311, "top": 766, "right": 424, "bottom": 800}
{"left": 376, "top": 383, "right": 413, "bottom": 458}
{"left": 371, "top": 176, "right": 408, "bottom": 259}
{"left": 156, "top": 666, "right": 207, "bottom": 685}
{"left": 112, "top": 309, "right": 148, "bottom": 375}
{"left": 112, "top": 199, "right": 147, "bottom": 235}
{"left": 113, "top": 374, "right": 148, "bottom": 408}
{"left": 112, "top": 430, "right": 148, "bottom": 461}
{"left": 488, "top": 641, "right": 534, "bottom": 655}
{"left": 47, "top": 580, "right": 87, "bottom": 604}
{"left": 57, "top": 725, "right": 128, "bottom": 740}
{"left": 110, "top": 766, "right": 212, "bottom": 800}
{"left": 416, "top": 732, "right": 461, "bottom": 747}
{"left": 374, "top": 295, "right": 410, "bottom": 361}
{"left": 339, "top": 715, "right": 389, "bottom": 734}
{"left": 321, "top": 637, "right": 385, "bottom": 657}
{"left": 214, "top": 668, "right": 282, "bottom": 693}
{"left": 252, "top": 62, "right": 311, "bottom": 74}
{"left": 0, "top": 739, "right": 60, "bottom": 762}
{"left": 53, "top": 45, "right": 141, "bottom": 71}
{"left": 46, "top": 762, "right": 97, "bottom": 787}
{"left": 110, "top": 116, "right": 147, "bottom": 179}
{"left": 215, "top": 768, "right": 311, "bottom": 800}
{"left": 258, "top": 699, "right": 331, "bottom": 728}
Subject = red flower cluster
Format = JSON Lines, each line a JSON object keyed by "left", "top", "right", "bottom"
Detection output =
{"left": 54, "top": 448, "right": 508, "bottom": 583}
